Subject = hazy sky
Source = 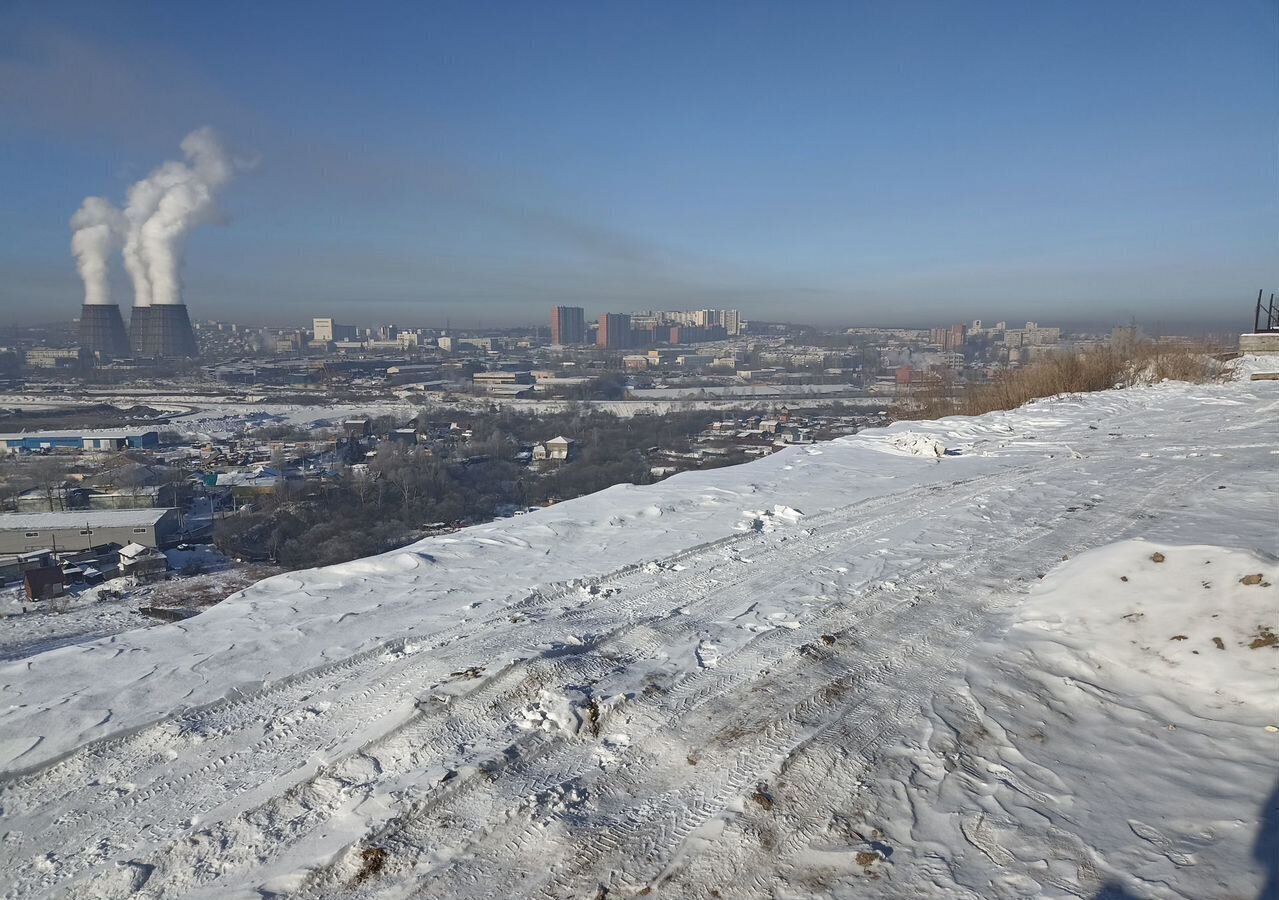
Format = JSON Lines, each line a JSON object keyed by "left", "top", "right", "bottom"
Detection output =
{"left": 1, "top": 1, "right": 1275, "bottom": 329}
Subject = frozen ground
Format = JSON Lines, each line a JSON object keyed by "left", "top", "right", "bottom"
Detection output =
{"left": 0, "top": 363, "right": 1275, "bottom": 899}
{"left": 0, "top": 549, "right": 274, "bottom": 663}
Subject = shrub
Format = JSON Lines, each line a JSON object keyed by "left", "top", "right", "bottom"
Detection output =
{"left": 899, "top": 342, "right": 1226, "bottom": 421}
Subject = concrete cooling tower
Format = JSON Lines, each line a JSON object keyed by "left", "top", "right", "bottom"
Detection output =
{"left": 78, "top": 304, "right": 130, "bottom": 358}
{"left": 131, "top": 305, "right": 198, "bottom": 358}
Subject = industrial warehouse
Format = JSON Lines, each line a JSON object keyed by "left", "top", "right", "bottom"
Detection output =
{"left": 0, "top": 508, "right": 181, "bottom": 556}
{"left": 0, "top": 428, "right": 160, "bottom": 454}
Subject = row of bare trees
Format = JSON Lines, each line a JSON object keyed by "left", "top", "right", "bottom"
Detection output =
{"left": 213, "top": 407, "right": 732, "bottom": 569}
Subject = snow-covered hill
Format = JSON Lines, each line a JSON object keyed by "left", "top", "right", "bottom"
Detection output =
{"left": 1, "top": 364, "right": 1276, "bottom": 899}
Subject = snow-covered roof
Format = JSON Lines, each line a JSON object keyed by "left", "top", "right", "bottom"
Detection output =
{"left": 0, "top": 427, "right": 157, "bottom": 441}
{"left": 0, "top": 509, "right": 174, "bottom": 530}
{"left": 214, "top": 469, "right": 282, "bottom": 487}
{"left": 546, "top": 435, "right": 575, "bottom": 446}
{"left": 118, "top": 542, "right": 154, "bottom": 559}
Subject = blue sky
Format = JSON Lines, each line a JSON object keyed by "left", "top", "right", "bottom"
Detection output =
{"left": 1, "top": 1, "right": 1274, "bottom": 328}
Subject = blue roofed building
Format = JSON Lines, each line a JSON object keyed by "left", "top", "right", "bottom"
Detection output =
{"left": 0, "top": 428, "right": 160, "bottom": 454}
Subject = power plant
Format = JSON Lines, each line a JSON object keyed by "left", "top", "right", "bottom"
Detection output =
{"left": 72, "top": 128, "right": 237, "bottom": 361}
{"left": 78, "top": 304, "right": 131, "bottom": 358}
{"left": 131, "top": 305, "right": 198, "bottom": 358}
{"left": 128, "top": 306, "right": 152, "bottom": 357}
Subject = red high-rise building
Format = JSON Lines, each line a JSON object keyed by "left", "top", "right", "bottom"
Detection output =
{"left": 550, "top": 306, "right": 586, "bottom": 345}
{"left": 596, "top": 313, "right": 631, "bottom": 349}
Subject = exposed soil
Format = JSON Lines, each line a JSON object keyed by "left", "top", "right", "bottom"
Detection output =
{"left": 352, "top": 847, "right": 386, "bottom": 884}
{"left": 1248, "top": 626, "right": 1277, "bottom": 650}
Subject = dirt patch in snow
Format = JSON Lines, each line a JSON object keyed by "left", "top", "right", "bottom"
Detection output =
{"left": 1248, "top": 626, "right": 1277, "bottom": 650}
{"left": 352, "top": 847, "right": 386, "bottom": 884}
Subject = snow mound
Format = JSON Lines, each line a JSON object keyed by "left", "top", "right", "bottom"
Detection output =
{"left": 888, "top": 432, "right": 947, "bottom": 458}
{"left": 737, "top": 504, "right": 805, "bottom": 532}
{"left": 1229, "top": 353, "right": 1279, "bottom": 380}
{"left": 909, "top": 540, "right": 1279, "bottom": 897}
{"left": 1014, "top": 541, "right": 1277, "bottom": 711}
{"left": 515, "top": 689, "right": 588, "bottom": 735}
{"left": 514, "top": 689, "right": 621, "bottom": 737}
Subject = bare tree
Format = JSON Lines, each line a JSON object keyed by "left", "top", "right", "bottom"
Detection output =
{"left": 0, "top": 458, "right": 35, "bottom": 511}
{"left": 371, "top": 444, "right": 423, "bottom": 513}
{"left": 26, "top": 456, "right": 71, "bottom": 512}
{"left": 349, "top": 464, "right": 377, "bottom": 507}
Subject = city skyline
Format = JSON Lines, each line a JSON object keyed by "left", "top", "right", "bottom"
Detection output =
{"left": 2, "top": 2, "right": 1276, "bottom": 328}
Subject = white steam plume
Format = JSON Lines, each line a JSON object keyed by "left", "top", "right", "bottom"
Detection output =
{"left": 70, "top": 197, "right": 123, "bottom": 305}
{"left": 122, "top": 127, "right": 236, "bottom": 308}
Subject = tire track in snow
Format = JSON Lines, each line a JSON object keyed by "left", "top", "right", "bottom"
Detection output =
{"left": 273, "top": 468, "right": 1098, "bottom": 898}
{"left": 158, "top": 472, "right": 1043, "bottom": 894}
{"left": 702, "top": 468, "right": 1210, "bottom": 899}
{"left": 409, "top": 468, "right": 1199, "bottom": 900}
{"left": 0, "top": 468, "right": 1038, "bottom": 897}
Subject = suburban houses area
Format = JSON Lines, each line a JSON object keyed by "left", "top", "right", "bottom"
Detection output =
{"left": 0, "top": 398, "right": 880, "bottom": 613}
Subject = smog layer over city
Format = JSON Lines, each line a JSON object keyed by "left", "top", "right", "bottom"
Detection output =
{"left": 0, "top": 3, "right": 1275, "bottom": 899}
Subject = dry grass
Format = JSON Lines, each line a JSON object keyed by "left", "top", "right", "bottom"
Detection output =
{"left": 898, "top": 343, "right": 1229, "bottom": 421}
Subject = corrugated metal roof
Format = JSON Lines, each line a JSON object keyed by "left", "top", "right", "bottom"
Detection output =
{"left": 0, "top": 509, "right": 175, "bottom": 530}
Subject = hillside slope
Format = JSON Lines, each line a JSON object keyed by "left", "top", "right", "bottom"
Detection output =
{"left": 0, "top": 365, "right": 1276, "bottom": 899}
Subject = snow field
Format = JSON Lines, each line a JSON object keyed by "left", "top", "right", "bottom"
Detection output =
{"left": 0, "top": 362, "right": 1275, "bottom": 898}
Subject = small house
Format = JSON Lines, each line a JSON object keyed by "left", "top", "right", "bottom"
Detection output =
{"left": 215, "top": 467, "right": 284, "bottom": 500}
{"left": 23, "top": 565, "right": 64, "bottom": 601}
{"left": 119, "top": 542, "right": 167, "bottom": 580}
{"left": 545, "top": 436, "right": 576, "bottom": 461}
{"left": 343, "top": 417, "right": 372, "bottom": 440}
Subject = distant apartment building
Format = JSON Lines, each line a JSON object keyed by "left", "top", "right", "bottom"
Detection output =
{"left": 1110, "top": 325, "right": 1141, "bottom": 348}
{"left": 312, "top": 318, "right": 356, "bottom": 342}
{"left": 597, "top": 313, "right": 632, "bottom": 349}
{"left": 550, "top": 306, "right": 586, "bottom": 345}
{"left": 1002, "top": 322, "right": 1061, "bottom": 348}
{"left": 624, "top": 308, "right": 741, "bottom": 337}
{"left": 668, "top": 324, "right": 728, "bottom": 345}
{"left": 929, "top": 324, "right": 967, "bottom": 353}
{"left": 25, "top": 347, "right": 91, "bottom": 369}
{"left": 274, "top": 331, "right": 303, "bottom": 353}
{"left": 628, "top": 312, "right": 664, "bottom": 331}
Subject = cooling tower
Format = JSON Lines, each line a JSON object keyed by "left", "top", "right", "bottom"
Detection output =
{"left": 132, "top": 304, "right": 198, "bottom": 358}
{"left": 78, "top": 304, "right": 130, "bottom": 358}
{"left": 130, "top": 306, "right": 152, "bottom": 357}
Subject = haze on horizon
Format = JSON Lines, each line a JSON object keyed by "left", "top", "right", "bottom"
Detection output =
{"left": 1, "top": 1, "right": 1275, "bottom": 330}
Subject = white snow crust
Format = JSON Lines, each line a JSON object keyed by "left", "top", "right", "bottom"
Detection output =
{"left": 0, "top": 362, "right": 1275, "bottom": 899}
